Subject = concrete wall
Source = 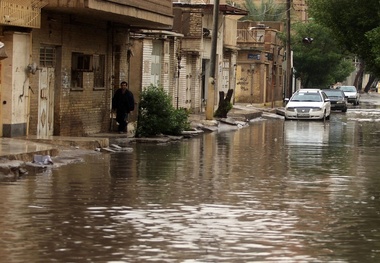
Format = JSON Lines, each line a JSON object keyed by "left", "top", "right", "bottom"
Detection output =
{"left": 224, "top": 16, "right": 238, "bottom": 47}
{"left": 48, "top": 0, "right": 174, "bottom": 28}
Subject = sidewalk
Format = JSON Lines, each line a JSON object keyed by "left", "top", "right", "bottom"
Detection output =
{"left": 0, "top": 137, "right": 59, "bottom": 162}
{"left": 0, "top": 103, "right": 266, "bottom": 163}
{"left": 5, "top": 91, "right": 380, "bottom": 163}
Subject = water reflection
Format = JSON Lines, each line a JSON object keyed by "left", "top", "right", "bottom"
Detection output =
{"left": 1, "top": 117, "right": 380, "bottom": 262}
{"left": 284, "top": 120, "right": 329, "bottom": 146}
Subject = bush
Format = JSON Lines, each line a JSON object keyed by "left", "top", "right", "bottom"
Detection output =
{"left": 136, "top": 85, "right": 190, "bottom": 137}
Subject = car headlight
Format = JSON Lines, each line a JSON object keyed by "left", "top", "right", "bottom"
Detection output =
{"left": 312, "top": 107, "right": 322, "bottom": 111}
{"left": 286, "top": 107, "right": 295, "bottom": 112}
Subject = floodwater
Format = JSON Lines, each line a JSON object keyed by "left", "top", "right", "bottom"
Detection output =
{"left": 1, "top": 109, "right": 380, "bottom": 262}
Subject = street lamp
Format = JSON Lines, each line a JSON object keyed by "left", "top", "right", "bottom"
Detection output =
{"left": 302, "top": 37, "right": 313, "bottom": 44}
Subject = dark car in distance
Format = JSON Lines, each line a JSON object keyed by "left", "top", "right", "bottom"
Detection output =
{"left": 323, "top": 89, "right": 348, "bottom": 112}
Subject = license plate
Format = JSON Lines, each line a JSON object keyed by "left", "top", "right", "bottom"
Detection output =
{"left": 297, "top": 113, "right": 310, "bottom": 117}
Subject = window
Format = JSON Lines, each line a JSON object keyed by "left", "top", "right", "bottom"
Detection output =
{"left": 72, "top": 53, "right": 92, "bottom": 71}
{"left": 93, "top": 54, "right": 105, "bottom": 89}
{"left": 40, "top": 46, "right": 56, "bottom": 67}
{"left": 71, "top": 52, "right": 90, "bottom": 89}
{"left": 71, "top": 52, "right": 106, "bottom": 90}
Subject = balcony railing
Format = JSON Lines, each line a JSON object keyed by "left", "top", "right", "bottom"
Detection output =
{"left": 237, "top": 29, "right": 265, "bottom": 44}
{"left": 0, "top": 0, "right": 47, "bottom": 28}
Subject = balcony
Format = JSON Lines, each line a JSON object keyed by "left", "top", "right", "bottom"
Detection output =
{"left": 237, "top": 29, "right": 265, "bottom": 50}
{"left": 0, "top": 0, "right": 47, "bottom": 28}
{"left": 44, "top": 0, "right": 173, "bottom": 30}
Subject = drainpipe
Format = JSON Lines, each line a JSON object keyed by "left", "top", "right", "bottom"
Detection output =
{"left": 127, "top": 28, "right": 131, "bottom": 87}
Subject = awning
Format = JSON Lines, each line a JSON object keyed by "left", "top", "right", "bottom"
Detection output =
{"left": 173, "top": 3, "right": 248, "bottom": 16}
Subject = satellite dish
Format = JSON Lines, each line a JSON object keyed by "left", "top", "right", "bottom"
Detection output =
{"left": 27, "top": 62, "right": 41, "bottom": 74}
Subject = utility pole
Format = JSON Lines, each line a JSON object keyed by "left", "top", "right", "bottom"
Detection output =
{"left": 286, "top": 0, "right": 292, "bottom": 98}
{"left": 206, "top": 0, "right": 219, "bottom": 120}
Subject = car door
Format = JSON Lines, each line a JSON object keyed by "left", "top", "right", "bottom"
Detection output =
{"left": 321, "top": 91, "right": 331, "bottom": 115}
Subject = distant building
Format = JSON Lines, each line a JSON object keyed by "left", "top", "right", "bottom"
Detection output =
{"left": 235, "top": 21, "right": 285, "bottom": 106}
{"left": 172, "top": 1, "right": 247, "bottom": 113}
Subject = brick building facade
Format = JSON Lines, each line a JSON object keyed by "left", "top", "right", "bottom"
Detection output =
{"left": 0, "top": 0, "right": 173, "bottom": 137}
{"left": 172, "top": 3, "right": 247, "bottom": 113}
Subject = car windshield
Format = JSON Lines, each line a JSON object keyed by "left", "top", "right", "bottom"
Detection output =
{"left": 339, "top": 86, "right": 356, "bottom": 92}
{"left": 291, "top": 93, "right": 322, "bottom": 102}
{"left": 323, "top": 90, "right": 343, "bottom": 97}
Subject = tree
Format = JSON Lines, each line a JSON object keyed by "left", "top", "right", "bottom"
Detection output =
{"left": 136, "top": 85, "right": 189, "bottom": 137}
{"left": 242, "top": 0, "right": 286, "bottom": 21}
{"left": 308, "top": 0, "right": 380, "bottom": 91}
{"left": 291, "top": 22, "right": 354, "bottom": 88}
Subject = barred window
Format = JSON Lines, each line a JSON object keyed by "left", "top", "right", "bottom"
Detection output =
{"left": 71, "top": 52, "right": 105, "bottom": 90}
{"left": 93, "top": 54, "right": 105, "bottom": 89}
{"left": 71, "top": 52, "right": 92, "bottom": 89}
{"left": 40, "top": 46, "right": 56, "bottom": 67}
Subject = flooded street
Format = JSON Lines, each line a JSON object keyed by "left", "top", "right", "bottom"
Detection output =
{"left": 2, "top": 106, "right": 380, "bottom": 262}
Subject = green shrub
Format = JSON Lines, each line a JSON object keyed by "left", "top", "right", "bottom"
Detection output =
{"left": 136, "top": 85, "right": 190, "bottom": 137}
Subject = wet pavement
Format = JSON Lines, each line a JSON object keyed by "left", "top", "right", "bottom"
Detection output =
{"left": 0, "top": 105, "right": 263, "bottom": 161}
{"left": 2, "top": 101, "right": 380, "bottom": 262}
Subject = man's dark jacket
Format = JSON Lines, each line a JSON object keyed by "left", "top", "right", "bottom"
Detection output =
{"left": 112, "top": 89, "right": 134, "bottom": 113}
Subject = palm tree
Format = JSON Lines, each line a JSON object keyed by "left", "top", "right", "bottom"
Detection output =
{"left": 242, "top": 0, "right": 286, "bottom": 22}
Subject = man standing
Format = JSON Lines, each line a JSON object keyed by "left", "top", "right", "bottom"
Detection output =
{"left": 112, "top": 81, "right": 135, "bottom": 133}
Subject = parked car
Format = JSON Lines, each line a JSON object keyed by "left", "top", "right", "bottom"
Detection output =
{"left": 322, "top": 89, "right": 348, "bottom": 112}
{"left": 284, "top": 89, "right": 331, "bottom": 120}
{"left": 337, "top": 85, "right": 360, "bottom": 105}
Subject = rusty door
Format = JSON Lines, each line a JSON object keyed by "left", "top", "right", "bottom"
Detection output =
{"left": 37, "top": 67, "right": 54, "bottom": 136}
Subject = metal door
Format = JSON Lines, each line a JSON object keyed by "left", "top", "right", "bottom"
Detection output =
{"left": 150, "top": 40, "right": 162, "bottom": 85}
{"left": 37, "top": 67, "right": 54, "bottom": 136}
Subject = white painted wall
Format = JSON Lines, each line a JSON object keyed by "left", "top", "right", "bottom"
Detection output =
{"left": 2, "top": 32, "right": 30, "bottom": 130}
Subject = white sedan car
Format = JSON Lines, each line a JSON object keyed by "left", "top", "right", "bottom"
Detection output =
{"left": 337, "top": 85, "right": 360, "bottom": 105}
{"left": 284, "top": 89, "right": 331, "bottom": 120}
